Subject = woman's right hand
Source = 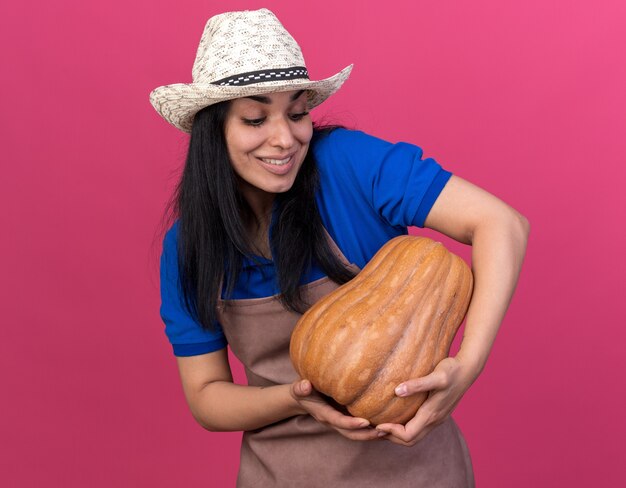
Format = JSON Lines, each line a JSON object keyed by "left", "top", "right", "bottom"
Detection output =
{"left": 289, "top": 379, "right": 386, "bottom": 441}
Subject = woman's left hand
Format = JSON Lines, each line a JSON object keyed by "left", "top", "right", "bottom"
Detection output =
{"left": 374, "top": 356, "right": 479, "bottom": 447}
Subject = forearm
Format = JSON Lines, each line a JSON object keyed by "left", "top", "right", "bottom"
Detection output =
{"left": 455, "top": 212, "right": 529, "bottom": 376}
{"left": 188, "top": 381, "right": 305, "bottom": 432}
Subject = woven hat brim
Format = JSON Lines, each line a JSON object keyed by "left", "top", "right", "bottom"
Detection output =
{"left": 150, "top": 64, "right": 353, "bottom": 133}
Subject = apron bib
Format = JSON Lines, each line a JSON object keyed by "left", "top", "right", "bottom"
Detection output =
{"left": 217, "top": 231, "right": 475, "bottom": 487}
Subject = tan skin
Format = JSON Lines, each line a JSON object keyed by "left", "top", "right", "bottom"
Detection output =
{"left": 175, "top": 90, "right": 530, "bottom": 446}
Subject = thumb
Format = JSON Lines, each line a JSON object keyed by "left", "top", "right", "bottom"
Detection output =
{"left": 292, "top": 379, "right": 313, "bottom": 397}
{"left": 395, "top": 372, "right": 444, "bottom": 397}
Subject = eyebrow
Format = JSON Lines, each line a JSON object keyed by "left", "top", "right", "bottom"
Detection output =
{"left": 244, "top": 89, "right": 306, "bottom": 104}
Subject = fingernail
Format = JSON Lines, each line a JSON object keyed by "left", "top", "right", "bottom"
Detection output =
{"left": 377, "top": 430, "right": 387, "bottom": 437}
{"left": 358, "top": 420, "right": 369, "bottom": 428}
{"left": 395, "top": 384, "right": 407, "bottom": 396}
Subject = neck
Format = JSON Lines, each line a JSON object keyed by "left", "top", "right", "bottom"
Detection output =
{"left": 238, "top": 181, "right": 276, "bottom": 258}
{"left": 243, "top": 189, "right": 274, "bottom": 227}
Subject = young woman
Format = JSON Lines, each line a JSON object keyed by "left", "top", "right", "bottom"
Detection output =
{"left": 151, "top": 8, "right": 529, "bottom": 487}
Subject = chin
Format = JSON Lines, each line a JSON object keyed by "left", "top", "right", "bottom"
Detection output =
{"left": 266, "top": 180, "right": 297, "bottom": 194}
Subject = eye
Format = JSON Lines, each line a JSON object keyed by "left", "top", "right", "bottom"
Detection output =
{"left": 290, "top": 111, "right": 310, "bottom": 121}
{"left": 242, "top": 117, "right": 265, "bottom": 127}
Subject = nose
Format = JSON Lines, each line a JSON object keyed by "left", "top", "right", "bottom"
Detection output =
{"left": 268, "top": 117, "right": 296, "bottom": 150}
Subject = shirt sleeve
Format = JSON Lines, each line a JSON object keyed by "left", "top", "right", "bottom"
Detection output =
{"left": 159, "top": 221, "right": 227, "bottom": 356}
{"left": 314, "top": 128, "right": 452, "bottom": 228}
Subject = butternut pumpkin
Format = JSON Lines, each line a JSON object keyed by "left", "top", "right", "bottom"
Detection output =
{"left": 289, "top": 235, "right": 473, "bottom": 425}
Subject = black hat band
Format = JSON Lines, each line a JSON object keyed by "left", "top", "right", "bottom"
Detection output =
{"left": 211, "top": 67, "right": 309, "bottom": 86}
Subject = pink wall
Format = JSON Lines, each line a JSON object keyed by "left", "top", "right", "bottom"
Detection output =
{"left": 2, "top": 0, "right": 625, "bottom": 486}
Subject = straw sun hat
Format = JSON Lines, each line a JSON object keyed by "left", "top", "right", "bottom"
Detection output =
{"left": 149, "top": 8, "right": 353, "bottom": 133}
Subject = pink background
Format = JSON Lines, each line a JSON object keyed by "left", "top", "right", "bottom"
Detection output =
{"left": 2, "top": 0, "right": 625, "bottom": 486}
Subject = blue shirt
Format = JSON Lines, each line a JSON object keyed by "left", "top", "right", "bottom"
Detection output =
{"left": 160, "top": 128, "right": 452, "bottom": 356}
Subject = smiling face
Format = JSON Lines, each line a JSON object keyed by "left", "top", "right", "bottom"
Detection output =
{"left": 224, "top": 89, "right": 313, "bottom": 213}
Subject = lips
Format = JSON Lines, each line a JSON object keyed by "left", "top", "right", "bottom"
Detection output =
{"left": 256, "top": 154, "right": 296, "bottom": 175}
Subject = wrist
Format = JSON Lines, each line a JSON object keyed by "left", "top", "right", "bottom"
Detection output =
{"left": 453, "top": 350, "right": 486, "bottom": 381}
{"left": 283, "top": 383, "right": 308, "bottom": 417}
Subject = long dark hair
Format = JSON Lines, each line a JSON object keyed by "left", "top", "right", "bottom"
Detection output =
{"left": 159, "top": 101, "right": 355, "bottom": 331}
